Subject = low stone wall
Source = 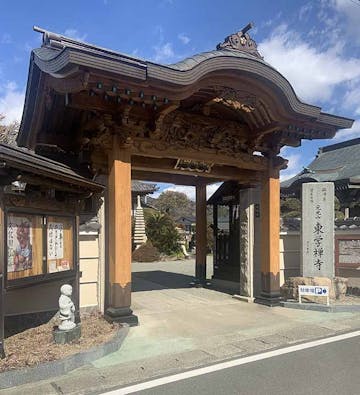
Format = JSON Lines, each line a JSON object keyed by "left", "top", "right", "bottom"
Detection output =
{"left": 280, "top": 223, "right": 360, "bottom": 294}
{"left": 347, "top": 286, "right": 360, "bottom": 296}
{"left": 281, "top": 276, "right": 348, "bottom": 302}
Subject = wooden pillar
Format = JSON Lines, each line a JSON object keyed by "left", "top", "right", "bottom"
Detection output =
{"left": 195, "top": 182, "right": 207, "bottom": 282}
{"left": 105, "top": 137, "right": 138, "bottom": 326}
{"left": 256, "top": 162, "right": 281, "bottom": 306}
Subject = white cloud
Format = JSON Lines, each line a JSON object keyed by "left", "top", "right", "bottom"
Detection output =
{"left": 333, "top": 119, "right": 360, "bottom": 141}
{"left": 261, "top": 11, "right": 283, "bottom": 29}
{"left": 178, "top": 33, "right": 190, "bottom": 45}
{"left": 153, "top": 182, "right": 221, "bottom": 201}
{"left": 153, "top": 42, "right": 175, "bottom": 63}
{"left": 343, "top": 81, "right": 360, "bottom": 115}
{"left": 333, "top": 0, "right": 360, "bottom": 45}
{"left": 63, "top": 29, "right": 87, "bottom": 42}
{"left": 298, "top": 2, "right": 313, "bottom": 21}
{"left": 151, "top": 25, "right": 179, "bottom": 64}
{"left": 280, "top": 153, "right": 303, "bottom": 182}
{"left": 0, "top": 82, "right": 25, "bottom": 123}
{"left": 258, "top": 24, "right": 360, "bottom": 104}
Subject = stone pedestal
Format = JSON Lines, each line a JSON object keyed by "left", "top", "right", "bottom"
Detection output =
{"left": 281, "top": 276, "right": 348, "bottom": 303}
{"left": 53, "top": 324, "right": 81, "bottom": 344}
{"left": 104, "top": 307, "right": 139, "bottom": 326}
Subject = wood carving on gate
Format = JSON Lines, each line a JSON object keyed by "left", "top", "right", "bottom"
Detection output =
{"left": 85, "top": 110, "right": 266, "bottom": 169}
{"left": 210, "top": 86, "right": 257, "bottom": 114}
{"left": 147, "top": 111, "right": 256, "bottom": 159}
{"left": 216, "top": 23, "right": 263, "bottom": 59}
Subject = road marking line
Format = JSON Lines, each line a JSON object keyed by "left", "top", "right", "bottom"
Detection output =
{"left": 103, "top": 330, "right": 360, "bottom": 395}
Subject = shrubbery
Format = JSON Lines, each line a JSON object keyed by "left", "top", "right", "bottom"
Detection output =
{"left": 145, "top": 212, "right": 181, "bottom": 255}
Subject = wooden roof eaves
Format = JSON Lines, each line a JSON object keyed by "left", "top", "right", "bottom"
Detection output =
{"left": 148, "top": 60, "right": 353, "bottom": 130}
{"left": 318, "top": 112, "right": 354, "bottom": 129}
{"left": 17, "top": 59, "right": 41, "bottom": 148}
{"left": 33, "top": 46, "right": 147, "bottom": 81}
{"left": 18, "top": 38, "right": 354, "bottom": 149}
{"left": 33, "top": 45, "right": 354, "bottom": 130}
{"left": 149, "top": 60, "right": 320, "bottom": 118}
{"left": 0, "top": 144, "right": 104, "bottom": 192}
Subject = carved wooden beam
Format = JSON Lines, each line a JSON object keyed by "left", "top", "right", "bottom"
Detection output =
{"left": 151, "top": 103, "right": 179, "bottom": 137}
{"left": 131, "top": 139, "right": 267, "bottom": 170}
{"left": 131, "top": 170, "right": 213, "bottom": 186}
{"left": 249, "top": 122, "right": 285, "bottom": 152}
{"left": 272, "top": 155, "right": 288, "bottom": 171}
{"left": 131, "top": 155, "right": 261, "bottom": 182}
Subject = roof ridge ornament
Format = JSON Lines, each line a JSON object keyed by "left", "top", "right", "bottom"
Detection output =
{"left": 216, "top": 22, "right": 263, "bottom": 59}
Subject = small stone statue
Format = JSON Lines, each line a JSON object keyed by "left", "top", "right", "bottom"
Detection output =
{"left": 58, "top": 284, "right": 76, "bottom": 330}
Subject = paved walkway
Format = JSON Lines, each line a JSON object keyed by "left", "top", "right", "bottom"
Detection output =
{"left": 4, "top": 259, "right": 360, "bottom": 394}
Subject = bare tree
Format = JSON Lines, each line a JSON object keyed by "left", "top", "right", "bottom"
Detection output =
{"left": 0, "top": 114, "right": 19, "bottom": 146}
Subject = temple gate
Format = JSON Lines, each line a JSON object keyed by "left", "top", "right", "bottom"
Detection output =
{"left": 16, "top": 25, "right": 353, "bottom": 324}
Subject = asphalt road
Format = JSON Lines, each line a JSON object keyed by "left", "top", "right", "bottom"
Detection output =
{"left": 121, "top": 335, "right": 360, "bottom": 395}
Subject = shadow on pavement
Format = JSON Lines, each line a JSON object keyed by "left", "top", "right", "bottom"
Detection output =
{"left": 132, "top": 270, "right": 236, "bottom": 296}
{"left": 132, "top": 270, "right": 194, "bottom": 292}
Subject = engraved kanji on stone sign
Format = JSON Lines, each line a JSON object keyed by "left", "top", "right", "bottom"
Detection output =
{"left": 301, "top": 183, "right": 334, "bottom": 277}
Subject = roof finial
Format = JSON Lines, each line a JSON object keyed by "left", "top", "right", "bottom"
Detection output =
{"left": 216, "top": 22, "right": 262, "bottom": 59}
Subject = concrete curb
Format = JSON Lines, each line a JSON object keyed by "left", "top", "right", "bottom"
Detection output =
{"left": 280, "top": 301, "right": 360, "bottom": 313}
{"left": 0, "top": 324, "right": 129, "bottom": 389}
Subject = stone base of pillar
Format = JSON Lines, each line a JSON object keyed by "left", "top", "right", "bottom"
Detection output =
{"left": 104, "top": 307, "right": 139, "bottom": 326}
{"left": 195, "top": 264, "right": 206, "bottom": 282}
{"left": 190, "top": 278, "right": 204, "bottom": 287}
{"left": 254, "top": 292, "right": 281, "bottom": 307}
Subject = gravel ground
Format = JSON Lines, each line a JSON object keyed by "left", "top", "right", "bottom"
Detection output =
{"left": 0, "top": 313, "right": 120, "bottom": 373}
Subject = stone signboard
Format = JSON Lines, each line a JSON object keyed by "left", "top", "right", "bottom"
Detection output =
{"left": 301, "top": 182, "right": 334, "bottom": 278}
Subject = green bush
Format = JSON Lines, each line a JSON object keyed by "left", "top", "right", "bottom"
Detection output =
{"left": 281, "top": 197, "right": 301, "bottom": 218}
{"left": 146, "top": 212, "right": 181, "bottom": 255}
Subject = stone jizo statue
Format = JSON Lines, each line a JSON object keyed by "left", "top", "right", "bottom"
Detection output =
{"left": 58, "top": 284, "right": 76, "bottom": 330}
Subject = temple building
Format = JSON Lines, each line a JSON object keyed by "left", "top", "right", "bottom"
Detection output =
{"left": 281, "top": 138, "right": 360, "bottom": 218}
{"left": 11, "top": 24, "right": 353, "bottom": 325}
{"left": 131, "top": 180, "right": 158, "bottom": 213}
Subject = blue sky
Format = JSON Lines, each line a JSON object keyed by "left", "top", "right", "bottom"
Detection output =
{"left": 1, "top": 0, "right": 360, "bottom": 199}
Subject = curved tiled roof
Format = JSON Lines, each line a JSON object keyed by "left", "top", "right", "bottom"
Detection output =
{"left": 281, "top": 138, "right": 360, "bottom": 190}
{"left": 28, "top": 32, "right": 352, "bottom": 128}
{"left": 0, "top": 143, "right": 104, "bottom": 192}
{"left": 131, "top": 180, "right": 158, "bottom": 193}
{"left": 168, "top": 49, "right": 272, "bottom": 71}
{"left": 17, "top": 27, "right": 354, "bottom": 147}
